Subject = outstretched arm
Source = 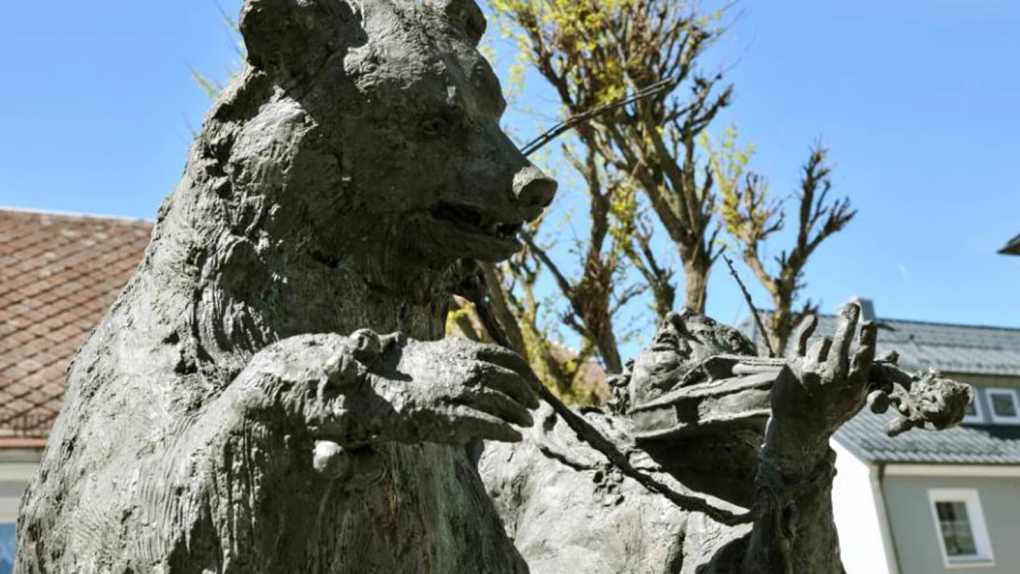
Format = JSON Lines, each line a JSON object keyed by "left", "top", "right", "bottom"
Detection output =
{"left": 742, "top": 303, "right": 972, "bottom": 573}
{"left": 133, "top": 331, "right": 538, "bottom": 565}
{"left": 203, "top": 330, "right": 538, "bottom": 479}
{"left": 743, "top": 303, "right": 876, "bottom": 574}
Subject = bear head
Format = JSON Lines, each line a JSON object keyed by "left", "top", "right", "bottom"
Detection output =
{"left": 218, "top": 0, "right": 556, "bottom": 269}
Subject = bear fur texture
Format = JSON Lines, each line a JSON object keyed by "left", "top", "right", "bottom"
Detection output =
{"left": 15, "top": 1, "right": 555, "bottom": 572}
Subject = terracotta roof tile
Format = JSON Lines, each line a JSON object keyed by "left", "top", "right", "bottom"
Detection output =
{"left": 0, "top": 209, "right": 151, "bottom": 442}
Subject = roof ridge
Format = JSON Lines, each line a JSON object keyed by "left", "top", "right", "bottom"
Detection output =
{"left": 0, "top": 206, "right": 154, "bottom": 225}
{"left": 867, "top": 316, "right": 1020, "bottom": 333}
{"left": 754, "top": 309, "right": 1020, "bottom": 333}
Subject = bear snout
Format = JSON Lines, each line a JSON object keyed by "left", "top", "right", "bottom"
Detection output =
{"left": 512, "top": 166, "right": 557, "bottom": 222}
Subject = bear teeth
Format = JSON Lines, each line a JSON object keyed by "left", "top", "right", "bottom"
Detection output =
{"left": 496, "top": 223, "right": 522, "bottom": 238}
{"left": 430, "top": 201, "right": 519, "bottom": 240}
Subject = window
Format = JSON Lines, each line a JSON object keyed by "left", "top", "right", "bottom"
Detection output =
{"left": 986, "top": 389, "right": 1020, "bottom": 424}
{"left": 0, "top": 523, "right": 12, "bottom": 574}
{"left": 0, "top": 474, "right": 32, "bottom": 573}
{"left": 961, "top": 389, "right": 984, "bottom": 424}
{"left": 928, "top": 489, "right": 994, "bottom": 568}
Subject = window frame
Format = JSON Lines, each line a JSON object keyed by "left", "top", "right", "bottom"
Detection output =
{"left": 985, "top": 388, "right": 1020, "bottom": 424}
{"left": 927, "top": 488, "right": 995, "bottom": 569}
{"left": 961, "top": 387, "right": 985, "bottom": 424}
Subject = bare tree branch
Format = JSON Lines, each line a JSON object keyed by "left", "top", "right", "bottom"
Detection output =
{"left": 522, "top": 76, "right": 681, "bottom": 157}
{"left": 722, "top": 254, "right": 774, "bottom": 357}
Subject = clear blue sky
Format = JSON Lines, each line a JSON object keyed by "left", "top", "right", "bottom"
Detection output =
{"left": 1, "top": 1, "right": 1017, "bottom": 343}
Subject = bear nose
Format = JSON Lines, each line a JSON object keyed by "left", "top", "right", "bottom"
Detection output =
{"left": 513, "top": 166, "right": 557, "bottom": 220}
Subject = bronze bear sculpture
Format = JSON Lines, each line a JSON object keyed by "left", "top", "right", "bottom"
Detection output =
{"left": 17, "top": 1, "right": 554, "bottom": 571}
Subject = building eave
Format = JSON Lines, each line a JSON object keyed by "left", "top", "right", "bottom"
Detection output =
{"left": 0, "top": 437, "right": 47, "bottom": 450}
{"left": 1000, "top": 233, "right": 1020, "bottom": 256}
{"left": 884, "top": 463, "right": 1020, "bottom": 477}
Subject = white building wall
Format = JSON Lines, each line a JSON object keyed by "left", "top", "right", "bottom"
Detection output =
{"left": 831, "top": 440, "right": 896, "bottom": 574}
{"left": 0, "top": 450, "right": 41, "bottom": 524}
{"left": 0, "top": 450, "right": 42, "bottom": 572}
{"left": 881, "top": 467, "right": 1020, "bottom": 574}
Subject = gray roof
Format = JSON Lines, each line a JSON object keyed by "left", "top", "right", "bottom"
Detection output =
{"left": 742, "top": 308, "right": 1020, "bottom": 465}
{"left": 1001, "top": 233, "right": 1020, "bottom": 255}
{"left": 835, "top": 410, "right": 1020, "bottom": 465}
{"left": 812, "top": 315, "right": 1020, "bottom": 377}
{"left": 815, "top": 316, "right": 1020, "bottom": 464}
{"left": 745, "top": 313, "right": 1020, "bottom": 377}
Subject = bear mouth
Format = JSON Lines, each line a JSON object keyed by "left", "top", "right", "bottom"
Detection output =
{"left": 429, "top": 201, "right": 524, "bottom": 244}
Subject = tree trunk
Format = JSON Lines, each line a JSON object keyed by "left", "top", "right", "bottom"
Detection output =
{"left": 595, "top": 321, "right": 624, "bottom": 374}
{"left": 481, "top": 263, "right": 528, "bottom": 356}
{"left": 683, "top": 258, "right": 710, "bottom": 314}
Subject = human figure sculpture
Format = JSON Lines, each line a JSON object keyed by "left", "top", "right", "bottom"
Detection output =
{"left": 16, "top": 1, "right": 555, "bottom": 572}
{"left": 480, "top": 304, "right": 972, "bottom": 573}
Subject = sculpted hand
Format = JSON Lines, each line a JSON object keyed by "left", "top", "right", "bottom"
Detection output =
{"left": 233, "top": 331, "right": 539, "bottom": 481}
{"left": 766, "top": 303, "right": 877, "bottom": 467}
{"left": 365, "top": 334, "right": 540, "bottom": 444}
{"left": 235, "top": 331, "right": 538, "bottom": 448}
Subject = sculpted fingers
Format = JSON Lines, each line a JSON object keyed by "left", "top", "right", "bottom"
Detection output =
{"left": 826, "top": 303, "right": 861, "bottom": 377}
{"left": 849, "top": 321, "right": 878, "bottom": 382}
{"left": 452, "top": 410, "right": 524, "bottom": 443}
{"left": 377, "top": 331, "right": 407, "bottom": 355}
{"left": 472, "top": 345, "right": 541, "bottom": 404}
{"left": 476, "top": 364, "right": 540, "bottom": 410}
{"left": 452, "top": 387, "right": 534, "bottom": 428}
{"left": 474, "top": 343, "right": 531, "bottom": 375}
{"left": 807, "top": 336, "right": 833, "bottom": 366}
{"left": 787, "top": 314, "right": 818, "bottom": 359}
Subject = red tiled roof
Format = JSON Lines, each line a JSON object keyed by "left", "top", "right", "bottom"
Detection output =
{"left": 0, "top": 209, "right": 151, "bottom": 444}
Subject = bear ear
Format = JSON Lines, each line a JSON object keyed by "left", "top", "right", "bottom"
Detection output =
{"left": 430, "top": 0, "right": 486, "bottom": 45}
{"left": 240, "top": 0, "right": 367, "bottom": 75}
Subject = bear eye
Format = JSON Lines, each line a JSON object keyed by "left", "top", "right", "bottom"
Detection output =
{"left": 420, "top": 105, "right": 470, "bottom": 138}
{"left": 472, "top": 61, "right": 507, "bottom": 116}
{"left": 421, "top": 117, "right": 447, "bottom": 138}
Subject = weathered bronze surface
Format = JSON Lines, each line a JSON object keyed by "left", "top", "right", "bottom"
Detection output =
{"left": 14, "top": 2, "right": 970, "bottom": 572}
